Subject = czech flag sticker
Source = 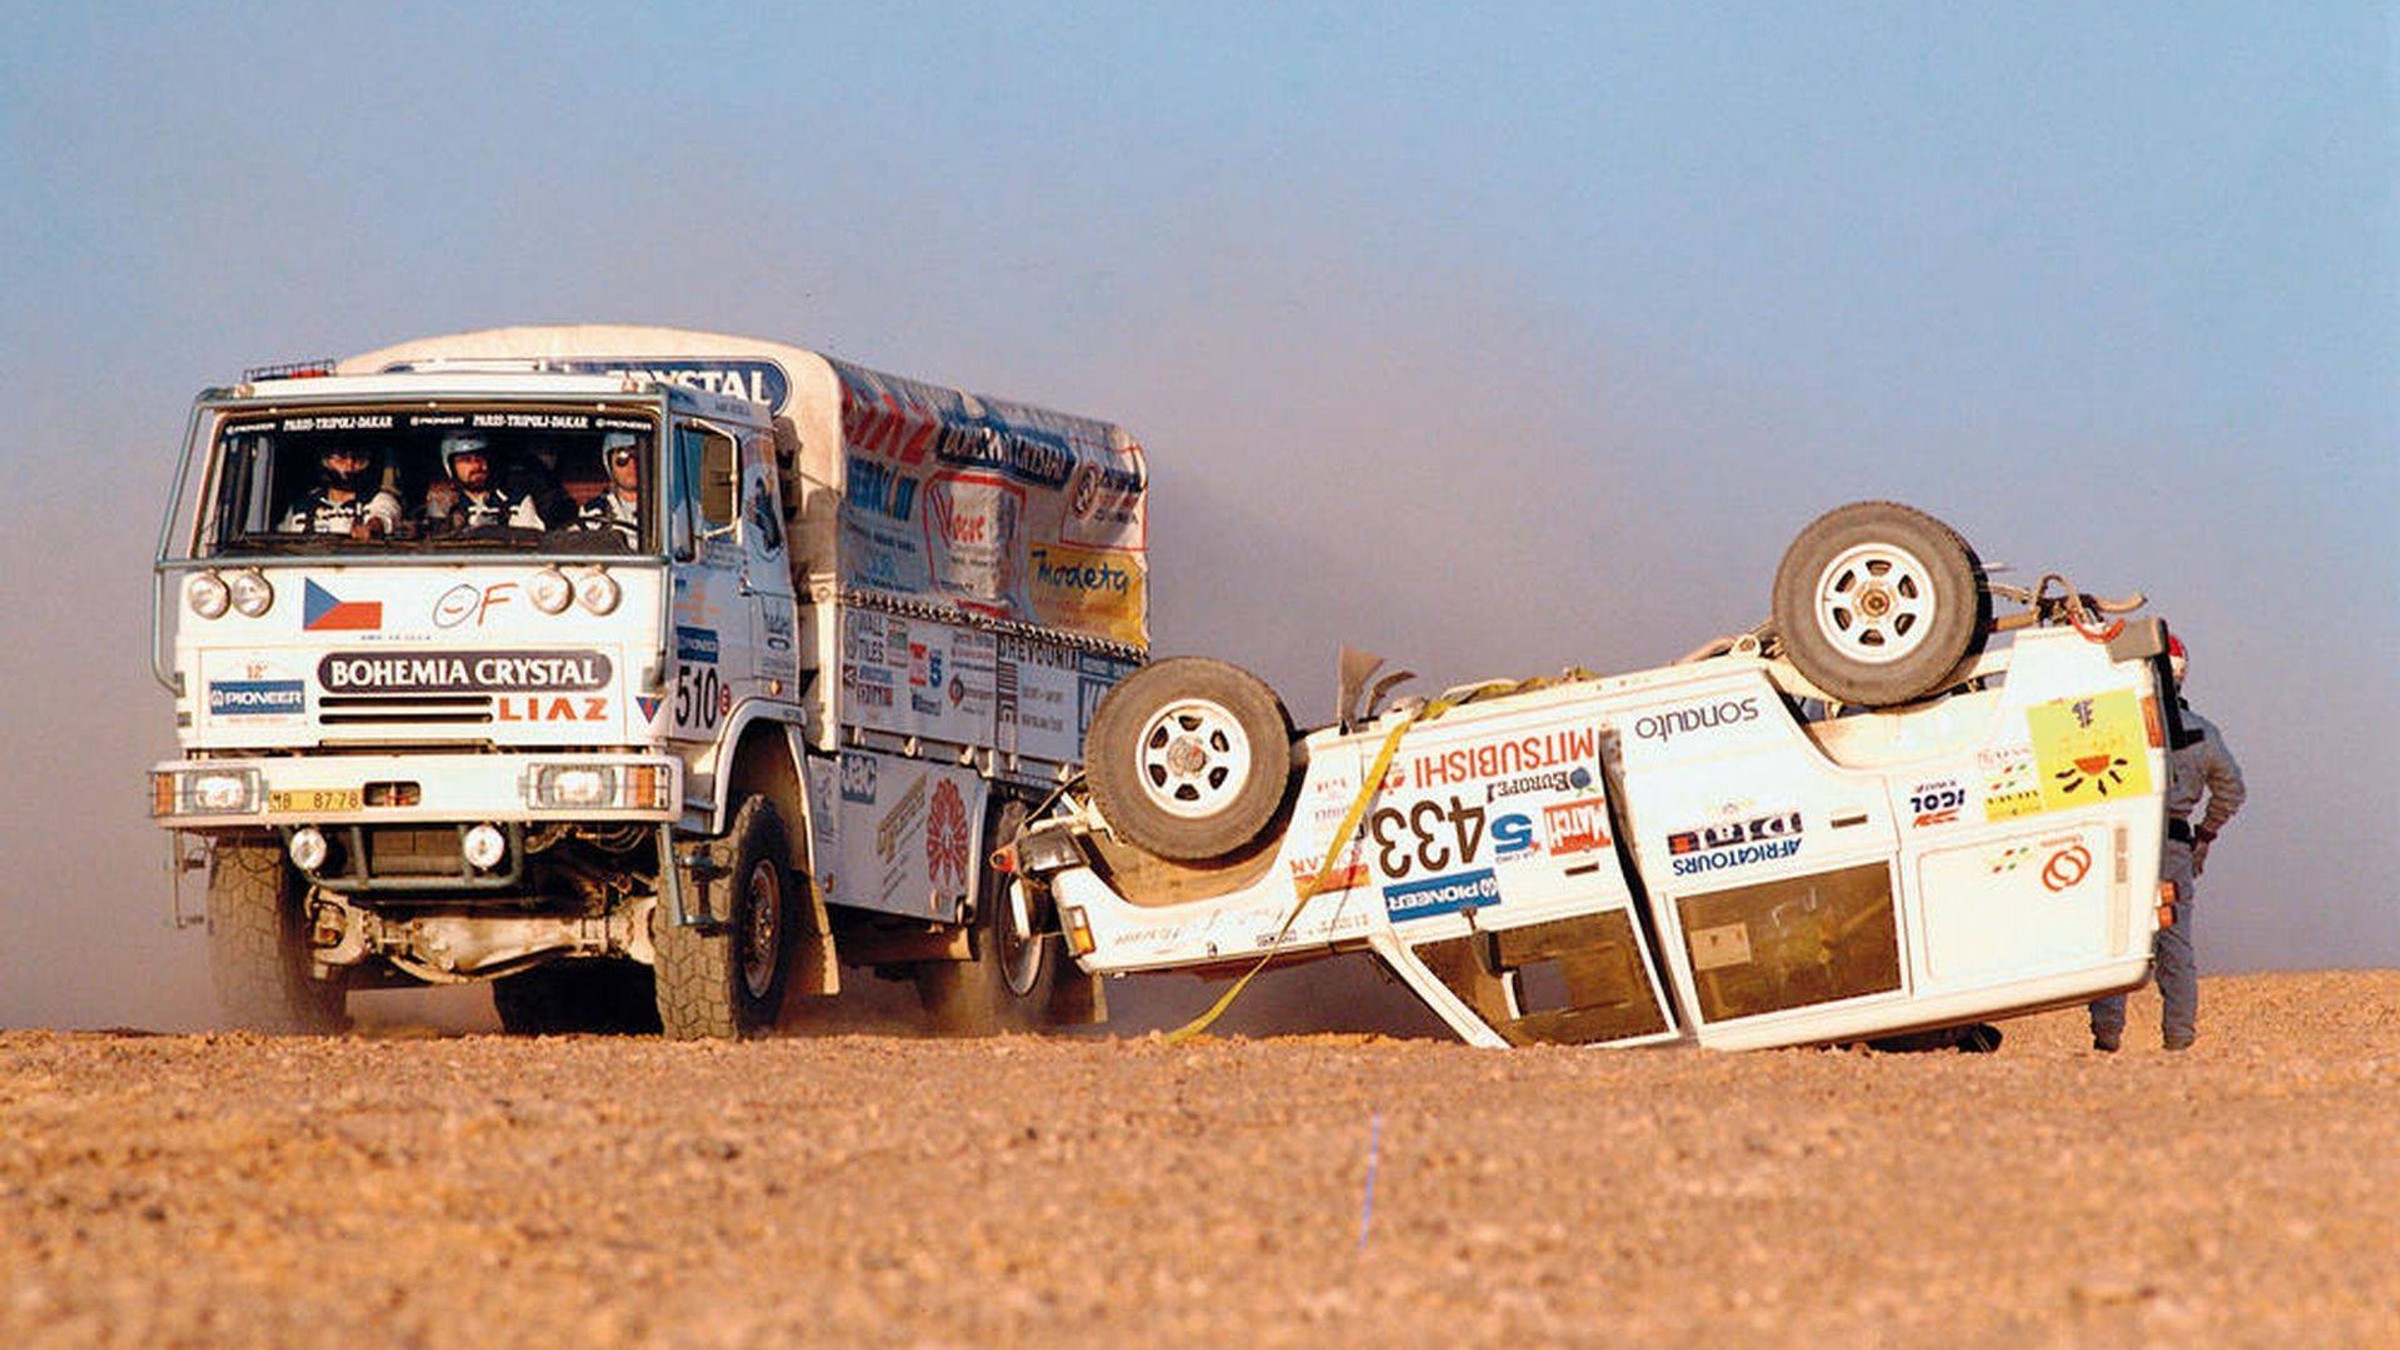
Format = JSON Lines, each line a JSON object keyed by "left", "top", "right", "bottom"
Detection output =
{"left": 303, "top": 579, "right": 382, "bottom": 632}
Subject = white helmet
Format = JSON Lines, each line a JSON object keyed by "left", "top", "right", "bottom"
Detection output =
{"left": 441, "top": 432, "right": 492, "bottom": 475}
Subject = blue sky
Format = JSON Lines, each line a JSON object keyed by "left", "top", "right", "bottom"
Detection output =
{"left": 2, "top": 2, "right": 2391, "bottom": 1026}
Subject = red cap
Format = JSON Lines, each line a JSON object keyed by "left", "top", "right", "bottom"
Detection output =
{"left": 2167, "top": 634, "right": 2188, "bottom": 661}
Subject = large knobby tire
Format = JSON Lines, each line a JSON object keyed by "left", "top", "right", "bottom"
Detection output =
{"left": 493, "top": 961, "right": 663, "bottom": 1036}
{"left": 652, "top": 795, "right": 796, "bottom": 1040}
{"left": 1084, "top": 657, "right": 1296, "bottom": 863}
{"left": 206, "top": 839, "right": 348, "bottom": 1034}
{"left": 915, "top": 795, "right": 1057, "bottom": 1037}
{"left": 1771, "top": 501, "right": 1990, "bottom": 707}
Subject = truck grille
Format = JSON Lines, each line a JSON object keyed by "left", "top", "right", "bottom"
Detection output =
{"left": 319, "top": 694, "right": 495, "bottom": 726}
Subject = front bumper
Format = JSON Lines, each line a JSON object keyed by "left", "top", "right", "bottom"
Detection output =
{"left": 150, "top": 751, "right": 681, "bottom": 829}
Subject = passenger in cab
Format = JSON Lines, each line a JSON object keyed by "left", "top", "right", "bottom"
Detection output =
{"left": 421, "top": 433, "right": 542, "bottom": 533}
{"left": 278, "top": 445, "right": 403, "bottom": 538}
{"left": 573, "top": 432, "right": 643, "bottom": 546}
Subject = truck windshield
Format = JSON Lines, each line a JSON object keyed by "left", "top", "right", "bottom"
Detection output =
{"left": 195, "top": 406, "right": 659, "bottom": 557}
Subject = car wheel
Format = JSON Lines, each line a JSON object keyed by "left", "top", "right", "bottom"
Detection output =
{"left": 1085, "top": 657, "right": 1296, "bottom": 863}
{"left": 1771, "top": 501, "right": 1989, "bottom": 707}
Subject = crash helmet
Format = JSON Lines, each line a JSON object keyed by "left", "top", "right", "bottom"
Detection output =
{"left": 317, "top": 442, "right": 375, "bottom": 490}
{"left": 441, "top": 432, "right": 493, "bottom": 476}
{"left": 2167, "top": 633, "right": 2188, "bottom": 686}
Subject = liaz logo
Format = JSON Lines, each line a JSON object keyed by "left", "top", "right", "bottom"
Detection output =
{"left": 303, "top": 579, "right": 381, "bottom": 631}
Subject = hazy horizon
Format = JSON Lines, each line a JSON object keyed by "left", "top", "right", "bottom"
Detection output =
{"left": 3, "top": 3, "right": 2392, "bottom": 1030}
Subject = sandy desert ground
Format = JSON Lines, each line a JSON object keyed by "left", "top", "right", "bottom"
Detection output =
{"left": 3, "top": 969, "right": 2394, "bottom": 1349}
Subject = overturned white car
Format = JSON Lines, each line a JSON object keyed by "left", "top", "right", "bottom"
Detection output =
{"left": 1008, "top": 502, "right": 2182, "bottom": 1049}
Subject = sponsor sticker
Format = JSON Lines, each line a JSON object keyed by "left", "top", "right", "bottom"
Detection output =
{"left": 1490, "top": 812, "right": 1539, "bottom": 862}
{"left": 1667, "top": 810, "right": 1803, "bottom": 877}
{"left": 1980, "top": 745, "right": 2043, "bottom": 821}
{"left": 1906, "top": 777, "right": 1968, "bottom": 828}
{"left": 2042, "top": 843, "right": 2094, "bottom": 892}
{"left": 926, "top": 777, "right": 970, "bottom": 895}
{"left": 2029, "top": 691, "right": 2153, "bottom": 810}
{"left": 315, "top": 651, "right": 612, "bottom": 694}
{"left": 1410, "top": 727, "right": 1597, "bottom": 791}
{"left": 1632, "top": 696, "right": 1759, "bottom": 746}
{"left": 676, "top": 626, "right": 720, "bottom": 664}
{"left": 1382, "top": 868, "right": 1500, "bottom": 922}
{"left": 1543, "top": 797, "right": 1613, "bottom": 854}
{"left": 208, "top": 680, "right": 304, "bottom": 717}
{"left": 1028, "top": 541, "right": 1146, "bottom": 644}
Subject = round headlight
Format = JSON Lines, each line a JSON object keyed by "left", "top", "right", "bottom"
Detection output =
{"left": 228, "top": 570, "right": 275, "bottom": 617}
{"left": 462, "top": 823, "right": 508, "bottom": 871}
{"left": 187, "top": 572, "right": 231, "bottom": 620}
{"left": 574, "top": 570, "right": 621, "bottom": 615}
{"left": 528, "top": 568, "right": 573, "bottom": 615}
{"left": 288, "top": 826, "right": 329, "bottom": 873}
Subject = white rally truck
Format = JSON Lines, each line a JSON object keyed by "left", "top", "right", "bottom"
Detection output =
{"left": 151, "top": 326, "right": 1148, "bottom": 1038}
{"left": 1009, "top": 503, "right": 2185, "bottom": 1050}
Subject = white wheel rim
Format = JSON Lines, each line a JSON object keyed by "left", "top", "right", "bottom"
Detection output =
{"left": 1135, "top": 698, "right": 1253, "bottom": 819}
{"left": 1812, "top": 541, "right": 1937, "bottom": 665}
{"left": 740, "top": 860, "right": 782, "bottom": 1001}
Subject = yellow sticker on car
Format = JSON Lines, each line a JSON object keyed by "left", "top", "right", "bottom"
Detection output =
{"left": 2026, "top": 690, "right": 2154, "bottom": 814}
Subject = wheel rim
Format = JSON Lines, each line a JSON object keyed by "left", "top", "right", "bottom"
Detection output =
{"left": 1136, "top": 698, "right": 1253, "bottom": 819}
{"left": 1812, "top": 541, "right": 1937, "bottom": 665}
{"left": 739, "top": 860, "right": 783, "bottom": 1001}
{"left": 995, "top": 874, "right": 1045, "bottom": 997}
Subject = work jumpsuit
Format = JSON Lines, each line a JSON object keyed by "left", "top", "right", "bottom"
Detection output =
{"left": 2090, "top": 702, "right": 2246, "bottom": 1050}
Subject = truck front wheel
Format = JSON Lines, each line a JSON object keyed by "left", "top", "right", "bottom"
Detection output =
{"left": 206, "top": 839, "right": 349, "bottom": 1034}
{"left": 653, "top": 795, "right": 797, "bottom": 1040}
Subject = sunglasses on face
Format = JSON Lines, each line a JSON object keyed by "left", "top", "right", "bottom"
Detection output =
{"left": 609, "top": 450, "right": 639, "bottom": 467}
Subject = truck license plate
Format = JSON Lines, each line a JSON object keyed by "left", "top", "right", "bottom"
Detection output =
{"left": 268, "top": 788, "right": 362, "bottom": 813}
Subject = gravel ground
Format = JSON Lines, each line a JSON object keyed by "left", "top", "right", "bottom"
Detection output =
{"left": 3, "top": 970, "right": 2394, "bottom": 1349}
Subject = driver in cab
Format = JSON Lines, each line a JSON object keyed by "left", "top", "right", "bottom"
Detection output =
{"left": 278, "top": 444, "right": 403, "bottom": 538}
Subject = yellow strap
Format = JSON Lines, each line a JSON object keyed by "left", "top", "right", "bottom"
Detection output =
{"left": 1164, "top": 707, "right": 1428, "bottom": 1044}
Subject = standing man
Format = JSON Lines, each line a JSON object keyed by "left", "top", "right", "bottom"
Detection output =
{"left": 2091, "top": 633, "right": 2246, "bottom": 1052}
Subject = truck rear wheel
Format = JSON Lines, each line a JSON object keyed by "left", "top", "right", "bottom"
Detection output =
{"left": 1084, "top": 657, "right": 1296, "bottom": 863}
{"left": 206, "top": 839, "right": 348, "bottom": 1034}
{"left": 916, "top": 795, "right": 1056, "bottom": 1036}
{"left": 494, "top": 961, "right": 662, "bottom": 1036}
{"left": 653, "top": 795, "right": 796, "bottom": 1040}
{"left": 1771, "top": 501, "right": 1990, "bottom": 707}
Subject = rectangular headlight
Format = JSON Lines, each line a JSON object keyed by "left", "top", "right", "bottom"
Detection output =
{"left": 154, "top": 767, "right": 263, "bottom": 816}
{"left": 527, "top": 764, "right": 618, "bottom": 809}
